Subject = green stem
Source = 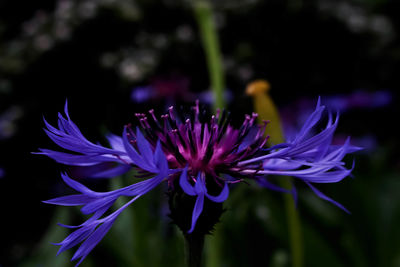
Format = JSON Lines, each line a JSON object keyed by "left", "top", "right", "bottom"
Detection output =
{"left": 193, "top": 0, "right": 226, "bottom": 111}
{"left": 205, "top": 227, "right": 222, "bottom": 267}
{"left": 280, "top": 177, "right": 303, "bottom": 267}
{"left": 193, "top": 2, "right": 225, "bottom": 266}
{"left": 184, "top": 234, "right": 205, "bottom": 267}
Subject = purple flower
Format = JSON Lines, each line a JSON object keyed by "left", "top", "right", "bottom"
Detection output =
{"left": 130, "top": 74, "right": 233, "bottom": 106}
{"left": 38, "top": 99, "right": 359, "bottom": 265}
{"left": 281, "top": 90, "right": 392, "bottom": 141}
{"left": 0, "top": 167, "right": 4, "bottom": 178}
{"left": 130, "top": 75, "right": 191, "bottom": 104}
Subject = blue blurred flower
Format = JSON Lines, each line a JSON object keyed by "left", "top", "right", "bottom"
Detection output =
{"left": 131, "top": 75, "right": 191, "bottom": 104}
{"left": 324, "top": 90, "right": 392, "bottom": 112}
{"left": 131, "top": 74, "right": 233, "bottom": 106}
{"left": 38, "top": 99, "right": 359, "bottom": 265}
{"left": 0, "top": 106, "right": 23, "bottom": 140}
{"left": 280, "top": 90, "right": 391, "bottom": 149}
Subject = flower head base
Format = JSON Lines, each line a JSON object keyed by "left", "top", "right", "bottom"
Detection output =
{"left": 38, "top": 99, "right": 360, "bottom": 266}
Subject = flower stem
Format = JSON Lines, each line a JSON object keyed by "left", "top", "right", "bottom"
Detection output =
{"left": 281, "top": 177, "right": 303, "bottom": 267}
{"left": 184, "top": 234, "right": 205, "bottom": 267}
{"left": 192, "top": 3, "right": 225, "bottom": 265}
{"left": 193, "top": 0, "right": 226, "bottom": 111}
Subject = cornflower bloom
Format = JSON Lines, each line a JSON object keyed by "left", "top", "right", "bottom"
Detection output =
{"left": 38, "top": 99, "right": 359, "bottom": 265}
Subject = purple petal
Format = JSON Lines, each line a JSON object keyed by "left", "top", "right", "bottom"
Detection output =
{"left": 305, "top": 182, "right": 350, "bottom": 213}
{"left": 80, "top": 196, "right": 117, "bottom": 215}
{"left": 123, "top": 173, "right": 165, "bottom": 196}
{"left": 136, "top": 127, "right": 156, "bottom": 169}
{"left": 257, "top": 178, "right": 292, "bottom": 193}
{"left": 88, "top": 172, "right": 165, "bottom": 198}
{"left": 194, "top": 173, "right": 207, "bottom": 195}
{"left": 263, "top": 158, "right": 303, "bottom": 170}
{"left": 60, "top": 173, "right": 104, "bottom": 195}
{"left": 292, "top": 184, "right": 298, "bottom": 207}
{"left": 72, "top": 195, "right": 143, "bottom": 265}
{"left": 57, "top": 203, "right": 113, "bottom": 229}
{"left": 296, "top": 163, "right": 354, "bottom": 183}
{"left": 188, "top": 193, "right": 205, "bottom": 233}
{"left": 301, "top": 169, "right": 353, "bottom": 183}
{"left": 293, "top": 97, "right": 324, "bottom": 143}
{"left": 36, "top": 149, "right": 120, "bottom": 166}
{"left": 179, "top": 167, "right": 196, "bottom": 196}
{"left": 314, "top": 113, "right": 335, "bottom": 161}
{"left": 154, "top": 140, "right": 169, "bottom": 173}
{"left": 56, "top": 194, "right": 144, "bottom": 265}
{"left": 56, "top": 226, "right": 95, "bottom": 255}
{"left": 72, "top": 219, "right": 116, "bottom": 265}
{"left": 107, "top": 134, "right": 124, "bottom": 151}
{"left": 238, "top": 126, "right": 259, "bottom": 151}
{"left": 263, "top": 143, "right": 291, "bottom": 151}
{"left": 44, "top": 125, "right": 121, "bottom": 156}
{"left": 221, "top": 174, "right": 241, "bottom": 182}
{"left": 43, "top": 116, "right": 66, "bottom": 137}
{"left": 60, "top": 173, "right": 98, "bottom": 196}
{"left": 43, "top": 194, "right": 94, "bottom": 206}
{"left": 78, "top": 164, "right": 131, "bottom": 179}
{"left": 206, "top": 182, "right": 229, "bottom": 203}
{"left": 41, "top": 103, "right": 127, "bottom": 168}
{"left": 122, "top": 127, "right": 153, "bottom": 172}
{"left": 285, "top": 116, "right": 338, "bottom": 157}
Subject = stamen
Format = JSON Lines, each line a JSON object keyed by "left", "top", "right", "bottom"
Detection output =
{"left": 143, "top": 117, "right": 151, "bottom": 129}
{"left": 185, "top": 119, "right": 191, "bottom": 131}
{"left": 200, "top": 122, "right": 205, "bottom": 145}
{"left": 129, "top": 101, "right": 275, "bottom": 183}
{"left": 202, "top": 129, "right": 216, "bottom": 163}
{"left": 259, "top": 135, "right": 269, "bottom": 148}
{"left": 193, "top": 100, "right": 200, "bottom": 122}
{"left": 202, "top": 142, "right": 214, "bottom": 164}
{"left": 190, "top": 112, "right": 195, "bottom": 128}
{"left": 147, "top": 110, "right": 163, "bottom": 132}
{"left": 217, "top": 110, "right": 231, "bottom": 142}
{"left": 249, "top": 112, "right": 258, "bottom": 125}
{"left": 255, "top": 121, "right": 268, "bottom": 140}
{"left": 167, "top": 115, "right": 178, "bottom": 130}
{"left": 216, "top": 108, "right": 221, "bottom": 120}
{"left": 148, "top": 109, "right": 164, "bottom": 131}
{"left": 210, "top": 115, "right": 216, "bottom": 126}
{"left": 114, "top": 154, "right": 132, "bottom": 165}
{"left": 165, "top": 131, "right": 187, "bottom": 164}
{"left": 168, "top": 106, "right": 175, "bottom": 120}
{"left": 142, "top": 124, "right": 158, "bottom": 144}
{"left": 210, "top": 173, "right": 223, "bottom": 188}
{"left": 237, "top": 154, "right": 271, "bottom": 166}
{"left": 218, "top": 109, "right": 227, "bottom": 128}
{"left": 174, "top": 128, "right": 187, "bottom": 149}
{"left": 198, "top": 109, "right": 207, "bottom": 124}
{"left": 161, "top": 114, "right": 170, "bottom": 132}
{"left": 125, "top": 124, "right": 136, "bottom": 139}
{"left": 228, "top": 179, "right": 244, "bottom": 184}
{"left": 139, "top": 118, "right": 146, "bottom": 129}
{"left": 239, "top": 114, "right": 251, "bottom": 136}
{"left": 187, "top": 126, "right": 196, "bottom": 155}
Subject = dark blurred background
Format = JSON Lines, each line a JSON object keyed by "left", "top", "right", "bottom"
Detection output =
{"left": 0, "top": 0, "right": 399, "bottom": 266}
